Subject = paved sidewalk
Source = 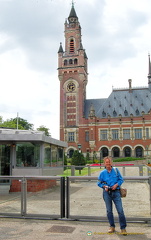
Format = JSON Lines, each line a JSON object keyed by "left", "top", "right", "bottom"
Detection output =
{"left": 0, "top": 218, "right": 151, "bottom": 240}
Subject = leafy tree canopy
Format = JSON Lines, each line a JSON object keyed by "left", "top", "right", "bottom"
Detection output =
{"left": 0, "top": 116, "right": 51, "bottom": 136}
{"left": 36, "top": 125, "right": 51, "bottom": 136}
{"left": 0, "top": 117, "right": 33, "bottom": 130}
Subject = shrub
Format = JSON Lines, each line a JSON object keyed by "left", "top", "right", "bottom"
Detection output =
{"left": 71, "top": 150, "right": 86, "bottom": 166}
{"left": 113, "top": 157, "right": 144, "bottom": 162}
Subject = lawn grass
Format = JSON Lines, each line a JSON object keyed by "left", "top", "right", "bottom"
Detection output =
{"left": 59, "top": 167, "right": 101, "bottom": 177}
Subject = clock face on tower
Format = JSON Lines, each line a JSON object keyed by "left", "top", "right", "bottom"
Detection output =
{"left": 67, "top": 82, "right": 76, "bottom": 92}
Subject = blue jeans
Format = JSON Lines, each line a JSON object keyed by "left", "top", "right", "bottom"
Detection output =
{"left": 103, "top": 189, "right": 127, "bottom": 229}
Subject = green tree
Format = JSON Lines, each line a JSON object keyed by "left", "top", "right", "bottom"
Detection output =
{"left": 0, "top": 117, "right": 34, "bottom": 130}
{"left": 12, "top": 117, "right": 34, "bottom": 130}
{"left": 36, "top": 125, "right": 51, "bottom": 136}
{"left": 71, "top": 150, "right": 85, "bottom": 166}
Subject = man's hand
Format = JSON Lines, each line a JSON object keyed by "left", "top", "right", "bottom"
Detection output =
{"left": 112, "top": 183, "right": 118, "bottom": 190}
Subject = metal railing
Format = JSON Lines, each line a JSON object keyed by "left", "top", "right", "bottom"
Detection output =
{"left": 63, "top": 164, "right": 151, "bottom": 177}
{"left": 0, "top": 176, "right": 65, "bottom": 219}
{"left": 0, "top": 170, "right": 151, "bottom": 223}
{"left": 66, "top": 176, "right": 151, "bottom": 223}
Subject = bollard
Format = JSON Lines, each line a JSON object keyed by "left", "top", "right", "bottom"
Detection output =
{"left": 71, "top": 165, "right": 75, "bottom": 176}
{"left": 88, "top": 166, "right": 91, "bottom": 176}
{"left": 139, "top": 165, "right": 143, "bottom": 176}
{"left": 123, "top": 166, "right": 126, "bottom": 176}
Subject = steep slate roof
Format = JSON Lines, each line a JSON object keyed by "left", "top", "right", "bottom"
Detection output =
{"left": 58, "top": 42, "right": 64, "bottom": 53}
{"left": 84, "top": 86, "right": 151, "bottom": 119}
{"left": 68, "top": 4, "right": 78, "bottom": 19}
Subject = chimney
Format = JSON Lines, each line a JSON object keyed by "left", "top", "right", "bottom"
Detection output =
{"left": 128, "top": 79, "right": 132, "bottom": 93}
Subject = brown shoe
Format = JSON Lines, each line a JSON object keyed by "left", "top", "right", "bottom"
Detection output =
{"left": 121, "top": 229, "right": 127, "bottom": 235}
{"left": 108, "top": 227, "right": 115, "bottom": 233}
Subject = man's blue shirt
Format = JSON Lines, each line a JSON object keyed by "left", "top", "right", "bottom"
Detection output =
{"left": 97, "top": 167, "right": 124, "bottom": 189}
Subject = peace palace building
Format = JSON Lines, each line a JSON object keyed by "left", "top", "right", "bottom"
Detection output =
{"left": 58, "top": 4, "right": 151, "bottom": 159}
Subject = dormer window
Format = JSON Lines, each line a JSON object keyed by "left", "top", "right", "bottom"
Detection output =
{"left": 136, "top": 109, "right": 140, "bottom": 116}
{"left": 102, "top": 110, "right": 106, "bottom": 117}
{"left": 113, "top": 109, "right": 117, "bottom": 117}
{"left": 70, "top": 39, "right": 74, "bottom": 53}
{"left": 124, "top": 109, "right": 128, "bottom": 116}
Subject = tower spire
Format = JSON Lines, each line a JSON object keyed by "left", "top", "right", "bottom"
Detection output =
{"left": 148, "top": 53, "right": 151, "bottom": 92}
{"left": 68, "top": 1, "right": 78, "bottom": 21}
{"left": 148, "top": 53, "right": 151, "bottom": 80}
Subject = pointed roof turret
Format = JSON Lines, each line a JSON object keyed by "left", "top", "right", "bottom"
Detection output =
{"left": 58, "top": 42, "right": 64, "bottom": 53}
{"left": 68, "top": 1, "right": 78, "bottom": 22}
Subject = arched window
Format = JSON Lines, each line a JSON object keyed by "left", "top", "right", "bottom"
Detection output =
{"left": 74, "top": 58, "right": 78, "bottom": 64}
{"left": 64, "top": 60, "right": 67, "bottom": 66}
{"left": 69, "top": 59, "right": 73, "bottom": 64}
{"left": 112, "top": 147, "right": 120, "bottom": 158}
{"left": 68, "top": 149, "right": 74, "bottom": 158}
{"left": 135, "top": 146, "right": 143, "bottom": 157}
{"left": 70, "top": 39, "right": 74, "bottom": 53}
{"left": 124, "top": 147, "right": 131, "bottom": 157}
{"left": 100, "top": 147, "right": 108, "bottom": 158}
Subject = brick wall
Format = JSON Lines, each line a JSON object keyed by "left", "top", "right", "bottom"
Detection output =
{"left": 10, "top": 179, "right": 56, "bottom": 192}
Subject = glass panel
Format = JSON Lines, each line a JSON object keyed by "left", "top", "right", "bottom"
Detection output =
{"left": 0, "top": 144, "right": 10, "bottom": 183}
{"left": 68, "top": 132, "right": 75, "bottom": 142}
{"left": 112, "top": 129, "right": 119, "bottom": 140}
{"left": 85, "top": 131, "right": 89, "bottom": 142}
{"left": 44, "top": 144, "right": 51, "bottom": 167}
{"left": 26, "top": 178, "right": 61, "bottom": 216}
{"left": 123, "top": 129, "right": 130, "bottom": 140}
{"left": 135, "top": 129, "right": 142, "bottom": 139}
{"left": 0, "top": 177, "right": 22, "bottom": 215}
{"left": 16, "top": 142, "right": 40, "bottom": 167}
{"left": 100, "top": 130, "right": 107, "bottom": 140}
{"left": 58, "top": 148, "right": 63, "bottom": 166}
{"left": 146, "top": 128, "right": 149, "bottom": 139}
{"left": 51, "top": 145, "right": 57, "bottom": 167}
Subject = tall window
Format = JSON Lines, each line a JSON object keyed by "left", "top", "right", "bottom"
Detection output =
{"left": 112, "top": 129, "right": 119, "bottom": 140}
{"left": 68, "top": 132, "right": 75, "bottom": 142}
{"left": 70, "top": 39, "right": 74, "bottom": 53}
{"left": 16, "top": 142, "right": 40, "bottom": 167}
{"left": 134, "top": 128, "right": 142, "bottom": 139}
{"left": 44, "top": 144, "right": 51, "bottom": 167}
{"left": 146, "top": 128, "right": 149, "bottom": 139}
{"left": 51, "top": 145, "right": 57, "bottom": 167}
{"left": 123, "top": 129, "right": 130, "bottom": 140}
{"left": 100, "top": 130, "right": 107, "bottom": 140}
{"left": 85, "top": 131, "right": 89, "bottom": 142}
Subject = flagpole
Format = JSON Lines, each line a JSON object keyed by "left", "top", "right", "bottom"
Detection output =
{"left": 17, "top": 112, "right": 19, "bottom": 130}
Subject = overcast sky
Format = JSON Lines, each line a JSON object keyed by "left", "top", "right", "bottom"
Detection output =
{"left": 0, "top": 0, "right": 151, "bottom": 139}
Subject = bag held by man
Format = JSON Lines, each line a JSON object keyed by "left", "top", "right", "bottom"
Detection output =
{"left": 120, "top": 187, "right": 127, "bottom": 198}
{"left": 114, "top": 167, "right": 127, "bottom": 198}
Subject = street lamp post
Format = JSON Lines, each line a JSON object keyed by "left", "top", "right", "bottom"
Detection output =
{"left": 77, "top": 144, "right": 82, "bottom": 174}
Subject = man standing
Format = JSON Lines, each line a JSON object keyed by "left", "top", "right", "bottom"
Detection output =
{"left": 97, "top": 156, "right": 127, "bottom": 235}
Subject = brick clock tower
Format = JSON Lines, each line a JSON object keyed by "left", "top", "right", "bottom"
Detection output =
{"left": 58, "top": 3, "right": 88, "bottom": 156}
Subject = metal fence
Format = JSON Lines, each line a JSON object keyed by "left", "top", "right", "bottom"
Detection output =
{"left": 0, "top": 168, "right": 151, "bottom": 223}
{"left": 66, "top": 175, "right": 151, "bottom": 223}
{"left": 0, "top": 176, "right": 65, "bottom": 219}
{"left": 63, "top": 164, "right": 151, "bottom": 177}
